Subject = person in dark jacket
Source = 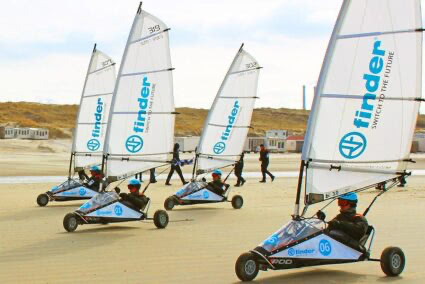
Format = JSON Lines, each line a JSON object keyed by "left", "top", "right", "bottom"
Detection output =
{"left": 321, "top": 192, "right": 369, "bottom": 246}
{"left": 165, "top": 143, "right": 188, "bottom": 185}
{"left": 259, "top": 144, "right": 275, "bottom": 183}
{"left": 234, "top": 153, "right": 246, "bottom": 187}
{"left": 207, "top": 169, "right": 229, "bottom": 196}
{"left": 119, "top": 179, "right": 149, "bottom": 211}
{"left": 83, "top": 166, "right": 103, "bottom": 192}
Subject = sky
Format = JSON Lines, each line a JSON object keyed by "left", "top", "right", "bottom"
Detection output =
{"left": 0, "top": 0, "right": 424, "bottom": 112}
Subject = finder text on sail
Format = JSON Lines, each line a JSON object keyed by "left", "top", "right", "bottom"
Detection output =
{"left": 86, "top": 98, "right": 104, "bottom": 152}
{"left": 339, "top": 39, "right": 392, "bottom": 160}
{"left": 125, "top": 76, "right": 155, "bottom": 153}
{"left": 213, "top": 101, "right": 240, "bottom": 155}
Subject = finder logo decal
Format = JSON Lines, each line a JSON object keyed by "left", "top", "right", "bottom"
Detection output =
{"left": 87, "top": 98, "right": 104, "bottom": 151}
{"left": 212, "top": 100, "right": 240, "bottom": 155}
{"left": 125, "top": 76, "right": 155, "bottom": 153}
{"left": 339, "top": 132, "right": 367, "bottom": 160}
{"left": 339, "top": 39, "right": 386, "bottom": 159}
{"left": 126, "top": 135, "right": 144, "bottom": 153}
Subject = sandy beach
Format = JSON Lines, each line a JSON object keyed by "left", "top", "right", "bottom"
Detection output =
{"left": 0, "top": 139, "right": 424, "bottom": 283}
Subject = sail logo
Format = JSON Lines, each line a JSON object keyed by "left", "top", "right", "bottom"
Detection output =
{"left": 353, "top": 40, "right": 386, "bottom": 129}
{"left": 213, "top": 101, "right": 240, "bottom": 154}
{"left": 339, "top": 132, "right": 367, "bottom": 159}
{"left": 125, "top": 76, "right": 151, "bottom": 153}
{"left": 339, "top": 40, "right": 385, "bottom": 159}
{"left": 87, "top": 98, "right": 104, "bottom": 151}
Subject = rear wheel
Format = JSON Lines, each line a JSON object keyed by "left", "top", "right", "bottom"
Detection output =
{"left": 381, "top": 247, "right": 405, "bottom": 276}
{"left": 164, "top": 197, "right": 175, "bottom": 211}
{"left": 63, "top": 213, "right": 79, "bottom": 232}
{"left": 153, "top": 210, "right": 169, "bottom": 229}
{"left": 235, "top": 252, "right": 259, "bottom": 281}
{"left": 232, "top": 195, "right": 243, "bottom": 209}
{"left": 37, "top": 193, "right": 49, "bottom": 207}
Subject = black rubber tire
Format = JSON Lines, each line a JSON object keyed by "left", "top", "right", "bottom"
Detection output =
{"left": 381, "top": 247, "right": 405, "bottom": 276}
{"left": 235, "top": 252, "right": 259, "bottom": 282}
{"left": 63, "top": 213, "right": 79, "bottom": 232}
{"left": 37, "top": 193, "right": 49, "bottom": 207}
{"left": 232, "top": 195, "right": 243, "bottom": 209}
{"left": 153, "top": 210, "right": 169, "bottom": 229}
{"left": 164, "top": 197, "right": 175, "bottom": 211}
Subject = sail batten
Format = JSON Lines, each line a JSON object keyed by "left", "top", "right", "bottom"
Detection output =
{"left": 102, "top": 7, "right": 175, "bottom": 181}
{"left": 195, "top": 45, "right": 260, "bottom": 174}
{"left": 72, "top": 46, "right": 116, "bottom": 171}
{"left": 301, "top": 0, "right": 422, "bottom": 204}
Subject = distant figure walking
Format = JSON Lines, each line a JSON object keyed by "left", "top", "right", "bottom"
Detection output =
{"left": 259, "top": 144, "right": 275, "bottom": 183}
{"left": 165, "top": 143, "right": 188, "bottom": 185}
{"left": 234, "top": 153, "right": 246, "bottom": 187}
{"left": 135, "top": 168, "right": 156, "bottom": 183}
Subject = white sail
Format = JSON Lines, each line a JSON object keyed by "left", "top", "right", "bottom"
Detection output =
{"left": 103, "top": 5, "right": 175, "bottom": 181}
{"left": 302, "top": 0, "right": 423, "bottom": 203}
{"left": 196, "top": 45, "right": 260, "bottom": 174}
{"left": 72, "top": 46, "right": 116, "bottom": 171}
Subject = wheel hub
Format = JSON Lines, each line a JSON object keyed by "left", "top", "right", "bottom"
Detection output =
{"left": 244, "top": 260, "right": 256, "bottom": 275}
{"left": 392, "top": 254, "right": 401, "bottom": 269}
{"left": 160, "top": 214, "right": 167, "bottom": 225}
{"left": 69, "top": 217, "right": 77, "bottom": 229}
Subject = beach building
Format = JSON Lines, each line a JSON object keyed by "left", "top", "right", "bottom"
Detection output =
{"left": 413, "top": 132, "right": 425, "bottom": 152}
{"left": 174, "top": 136, "right": 200, "bottom": 153}
{"left": 284, "top": 135, "right": 304, "bottom": 152}
{"left": 0, "top": 126, "right": 16, "bottom": 139}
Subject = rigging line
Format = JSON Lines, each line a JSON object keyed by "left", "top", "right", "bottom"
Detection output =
{"left": 83, "top": 92, "right": 113, "bottom": 98}
{"left": 130, "top": 28, "right": 170, "bottom": 44}
{"left": 88, "top": 63, "right": 116, "bottom": 75}
{"left": 121, "top": 67, "right": 174, "bottom": 77}
{"left": 107, "top": 152, "right": 172, "bottom": 157}
{"left": 310, "top": 158, "right": 410, "bottom": 164}
{"left": 229, "top": 67, "right": 262, "bottom": 75}
{"left": 337, "top": 28, "right": 424, "bottom": 40}
{"left": 142, "top": 165, "right": 171, "bottom": 195}
{"left": 321, "top": 94, "right": 423, "bottom": 101}
{"left": 309, "top": 163, "right": 403, "bottom": 175}
{"left": 207, "top": 123, "right": 252, "bottom": 128}
{"left": 112, "top": 111, "right": 177, "bottom": 115}
{"left": 219, "top": 96, "right": 259, "bottom": 99}
{"left": 77, "top": 122, "right": 107, "bottom": 125}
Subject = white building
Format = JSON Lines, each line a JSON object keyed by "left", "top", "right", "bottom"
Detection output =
{"left": 0, "top": 126, "right": 15, "bottom": 139}
{"left": 265, "top": 130, "right": 288, "bottom": 139}
{"left": 174, "top": 136, "right": 200, "bottom": 152}
{"left": 413, "top": 132, "right": 425, "bottom": 152}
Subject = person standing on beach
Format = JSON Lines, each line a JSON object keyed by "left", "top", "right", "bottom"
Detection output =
{"left": 234, "top": 153, "right": 246, "bottom": 187}
{"left": 259, "top": 144, "right": 275, "bottom": 183}
{"left": 165, "top": 143, "right": 188, "bottom": 186}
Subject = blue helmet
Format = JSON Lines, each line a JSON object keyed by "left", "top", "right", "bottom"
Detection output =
{"left": 90, "top": 166, "right": 101, "bottom": 172}
{"left": 212, "top": 169, "right": 222, "bottom": 176}
{"left": 338, "top": 192, "right": 358, "bottom": 202}
{"left": 128, "top": 179, "right": 141, "bottom": 186}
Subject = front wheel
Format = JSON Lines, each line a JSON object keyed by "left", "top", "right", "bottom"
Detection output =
{"left": 164, "top": 197, "right": 175, "bottom": 211}
{"left": 235, "top": 252, "right": 259, "bottom": 282}
{"left": 153, "top": 210, "right": 169, "bottom": 229}
{"left": 232, "top": 195, "right": 243, "bottom": 209}
{"left": 63, "top": 213, "right": 79, "bottom": 232}
{"left": 381, "top": 247, "right": 405, "bottom": 276}
{"left": 37, "top": 193, "right": 49, "bottom": 207}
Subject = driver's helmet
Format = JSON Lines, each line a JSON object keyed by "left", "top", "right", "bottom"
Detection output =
{"left": 128, "top": 179, "right": 141, "bottom": 193}
{"left": 338, "top": 192, "right": 358, "bottom": 207}
{"left": 90, "top": 166, "right": 101, "bottom": 172}
{"left": 212, "top": 169, "right": 222, "bottom": 176}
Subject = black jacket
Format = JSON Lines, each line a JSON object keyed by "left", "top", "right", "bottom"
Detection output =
{"left": 259, "top": 149, "right": 270, "bottom": 164}
{"left": 208, "top": 180, "right": 229, "bottom": 195}
{"left": 84, "top": 177, "right": 101, "bottom": 191}
{"left": 328, "top": 208, "right": 368, "bottom": 241}
{"left": 120, "top": 193, "right": 148, "bottom": 210}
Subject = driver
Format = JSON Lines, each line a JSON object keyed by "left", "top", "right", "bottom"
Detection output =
{"left": 207, "top": 169, "right": 229, "bottom": 196}
{"left": 323, "top": 192, "right": 368, "bottom": 246}
{"left": 83, "top": 166, "right": 103, "bottom": 192}
{"left": 119, "top": 179, "right": 149, "bottom": 211}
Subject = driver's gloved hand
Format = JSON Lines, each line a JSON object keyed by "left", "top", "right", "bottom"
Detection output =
{"left": 316, "top": 210, "right": 326, "bottom": 221}
{"left": 201, "top": 177, "right": 206, "bottom": 182}
{"left": 119, "top": 193, "right": 127, "bottom": 200}
{"left": 114, "top": 187, "right": 121, "bottom": 194}
{"left": 328, "top": 219, "right": 340, "bottom": 229}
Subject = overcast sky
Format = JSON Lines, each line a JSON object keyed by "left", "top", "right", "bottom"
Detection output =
{"left": 1, "top": 0, "right": 424, "bottom": 112}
